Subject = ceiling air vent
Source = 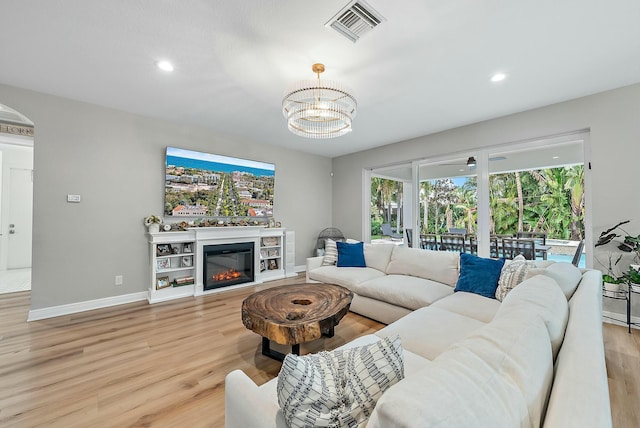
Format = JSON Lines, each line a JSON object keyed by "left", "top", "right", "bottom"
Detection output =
{"left": 325, "top": 0, "right": 386, "bottom": 43}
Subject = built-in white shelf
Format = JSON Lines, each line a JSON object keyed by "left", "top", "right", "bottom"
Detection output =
{"left": 148, "top": 226, "right": 288, "bottom": 303}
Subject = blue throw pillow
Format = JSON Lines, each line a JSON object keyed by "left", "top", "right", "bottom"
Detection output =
{"left": 454, "top": 253, "right": 505, "bottom": 299}
{"left": 336, "top": 241, "right": 366, "bottom": 268}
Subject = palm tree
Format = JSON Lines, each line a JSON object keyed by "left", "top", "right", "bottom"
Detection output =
{"left": 564, "top": 165, "right": 585, "bottom": 240}
{"left": 515, "top": 171, "right": 524, "bottom": 232}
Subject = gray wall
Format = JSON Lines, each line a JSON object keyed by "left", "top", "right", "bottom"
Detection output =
{"left": 332, "top": 83, "right": 640, "bottom": 318}
{"left": 0, "top": 83, "right": 333, "bottom": 310}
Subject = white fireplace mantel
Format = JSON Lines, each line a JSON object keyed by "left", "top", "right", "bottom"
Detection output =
{"left": 147, "top": 226, "right": 287, "bottom": 303}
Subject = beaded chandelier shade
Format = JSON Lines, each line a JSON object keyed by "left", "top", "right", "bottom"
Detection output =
{"left": 282, "top": 63, "right": 357, "bottom": 139}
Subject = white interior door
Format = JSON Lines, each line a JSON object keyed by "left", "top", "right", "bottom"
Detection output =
{"left": 7, "top": 168, "right": 33, "bottom": 269}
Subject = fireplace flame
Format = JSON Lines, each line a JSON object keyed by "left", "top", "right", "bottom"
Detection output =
{"left": 213, "top": 269, "right": 242, "bottom": 282}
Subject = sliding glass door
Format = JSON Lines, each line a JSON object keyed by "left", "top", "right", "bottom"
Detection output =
{"left": 364, "top": 132, "right": 590, "bottom": 266}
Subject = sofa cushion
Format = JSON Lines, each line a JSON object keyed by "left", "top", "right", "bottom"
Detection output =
{"left": 322, "top": 238, "right": 338, "bottom": 266}
{"left": 354, "top": 274, "right": 453, "bottom": 311}
{"left": 454, "top": 253, "right": 505, "bottom": 298}
{"left": 368, "top": 310, "right": 554, "bottom": 428}
{"left": 336, "top": 241, "right": 366, "bottom": 267}
{"left": 307, "top": 265, "right": 385, "bottom": 290}
{"left": 375, "top": 306, "right": 486, "bottom": 360}
{"left": 276, "top": 335, "right": 404, "bottom": 428}
{"left": 431, "top": 291, "right": 500, "bottom": 323}
{"left": 385, "top": 247, "right": 459, "bottom": 287}
{"left": 525, "top": 262, "right": 582, "bottom": 300}
{"left": 496, "top": 255, "right": 536, "bottom": 301}
{"left": 495, "top": 274, "right": 569, "bottom": 359}
{"left": 363, "top": 243, "right": 395, "bottom": 272}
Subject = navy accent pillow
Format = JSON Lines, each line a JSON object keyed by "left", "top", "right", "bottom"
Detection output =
{"left": 454, "top": 253, "right": 505, "bottom": 299}
{"left": 336, "top": 241, "right": 366, "bottom": 268}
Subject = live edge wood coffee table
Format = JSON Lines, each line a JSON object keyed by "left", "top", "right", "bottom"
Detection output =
{"left": 241, "top": 283, "right": 353, "bottom": 361}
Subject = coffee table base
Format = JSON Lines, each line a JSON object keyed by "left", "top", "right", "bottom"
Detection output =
{"left": 260, "top": 327, "right": 336, "bottom": 361}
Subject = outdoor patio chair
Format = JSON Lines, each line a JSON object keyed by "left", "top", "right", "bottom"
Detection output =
{"left": 572, "top": 240, "right": 585, "bottom": 267}
{"left": 440, "top": 234, "right": 466, "bottom": 253}
{"left": 420, "top": 233, "right": 439, "bottom": 250}
{"left": 381, "top": 223, "right": 403, "bottom": 240}
{"left": 467, "top": 234, "right": 478, "bottom": 255}
{"left": 405, "top": 229, "right": 413, "bottom": 247}
{"left": 490, "top": 235, "right": 511, "bottom": 258}
{"left": 517, "top": 231, "right": 547, "bottom": 259}
{"left": 502, "top": 238, "right": 536, "bottom": 260}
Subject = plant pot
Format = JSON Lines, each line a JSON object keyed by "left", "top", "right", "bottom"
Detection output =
{"left": 148, "top": 223, "right": 160, "bottom": 233}
{"left": 603, "top": 282, "right": 621, "bottom": 293}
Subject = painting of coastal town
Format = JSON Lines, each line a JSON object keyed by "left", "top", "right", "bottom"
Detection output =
{"left": 164, "top": 147, "right": 275, "bottom": 218}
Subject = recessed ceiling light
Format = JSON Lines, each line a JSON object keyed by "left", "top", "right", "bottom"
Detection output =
{"left": 490, "top": 72, "right": 507, "bottom": 83}
{"left": 553, "top": 156, "right": 559, "bottom": 159}
{"left": 459, "top": 169, "right": 465, "bottom": 172}
{"left": 157, "top": 61, "right": 174, "bottom": 72}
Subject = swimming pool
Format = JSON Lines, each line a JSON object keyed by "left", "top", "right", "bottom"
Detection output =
{"left": 546, "top": 252, "right": 585, "bottom": 268}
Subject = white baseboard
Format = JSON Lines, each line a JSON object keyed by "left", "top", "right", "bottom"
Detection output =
{"left": 602, "top": 310, "right": 640, "bottom": 330}
{"left": 28, "top": 292, "right": 147, "bottom": 321}
{"left": 285, "top": 265, "right": 306, "bottom": 278}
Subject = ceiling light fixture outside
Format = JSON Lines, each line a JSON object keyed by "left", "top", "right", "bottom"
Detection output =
{"left": 282, "top": 63, "right": 357, "bottom": 139}
{"left": 466, "top": 156, "right": 477, "bottom": 167}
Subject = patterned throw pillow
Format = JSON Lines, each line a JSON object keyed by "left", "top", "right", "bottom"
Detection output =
{"left": 277, "top": 335, "right": 404, "bottom": 428}
{"left": 322, "top": 238, "right": 339, "bottom": 266}
{"left": 495, "top": 255, "right": 536, "bottom": 301}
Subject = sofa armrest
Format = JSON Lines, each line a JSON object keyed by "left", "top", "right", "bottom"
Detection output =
{"left": 225, "top": 370, "right": 283, "bottom": 428}
{"left": 306, "top": 256, "right": 324, "bottom": 282}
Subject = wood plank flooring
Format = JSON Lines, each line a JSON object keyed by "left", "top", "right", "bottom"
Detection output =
{"left": 0, "top": 276, "right": 638, "bottom": 427}
{"left": 0, "top": 275, "right": 382, "bottom": 427}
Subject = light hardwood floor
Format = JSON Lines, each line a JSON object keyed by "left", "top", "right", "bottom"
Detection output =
{"left": 0, "top": 276, "right": 637, "bottom": 427}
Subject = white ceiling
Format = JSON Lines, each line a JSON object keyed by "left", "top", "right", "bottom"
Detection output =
{"left": 0, "top": 0, "right": 638, "bottom": 158}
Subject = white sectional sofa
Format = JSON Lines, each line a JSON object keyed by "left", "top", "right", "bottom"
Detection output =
{"left": 225, "top": 243, "right": 611, "bottom": 428}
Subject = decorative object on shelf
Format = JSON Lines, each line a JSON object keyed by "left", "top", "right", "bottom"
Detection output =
{"left": 170, "top": 244, "right": 182, "bottom": 254}
{"left": 156, "top": 276, "right": 170, "bottom": 290}
{"left": 156, "top": 244, "right": 171, "bottom": 256}
{"left": 181, "top": 256, "right": 193, "bottom": 267}
{"left": 156, "top": 258, "right": 170, "bottom": 270}
{"left": 172, "top": 276, "right": 194, "bottom": 287}
{"left": 144, "top": 215, "right": 163, "bottom": 233}
{"left": 268, "top": 218, "right": 276, "bottom": 228}
{"left": 183, "top": 243, "right": 193, "bottom": 253}
{"left": 268, "top": 249, "right": 279, "bottom": 257}
{"left": 260, "top": 249, "right": 267, "bottom": 259}
{"left": 260, "top": 260, "right": 266, "bottom": 272}
{"left": 163, "top": 224, "right": 172, "bottom": 231}
{"left": 282, "top": 63, "right": 357, "bottom": 139}
{"left": 268, "top": 259, "right": 279, "bottom": 270}
{"left": 275, "top": 221, "right": 282, "bottom": 228}
{"left": 595, "top": 220, "right": 640, "bottom": 291}
{"left": 262, "top": 237, "right": 279, "bottom": 247}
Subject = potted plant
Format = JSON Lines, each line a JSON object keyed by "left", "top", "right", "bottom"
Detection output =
{"left": 595, "top": 220, "right": 640, "bottom": 293}
{"left": 144, "top": 215, "right": 163, "bottom": 233}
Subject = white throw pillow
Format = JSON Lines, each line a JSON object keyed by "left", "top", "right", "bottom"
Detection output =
{"left": 495, "top": 255, "right": 536, "bottom": 301}
{"left": 322, "top": 238, "right": 339, "bottom": 266}
{"left": 525, "top": 262, "right": 582, "bottom": 300}
{"left": 277, "top": 335, "right": 404, "bottom": 428}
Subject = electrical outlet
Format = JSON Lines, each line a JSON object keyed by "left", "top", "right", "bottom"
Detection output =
{"left": 115, "top": 275, "right": 123, "bottom": 285}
